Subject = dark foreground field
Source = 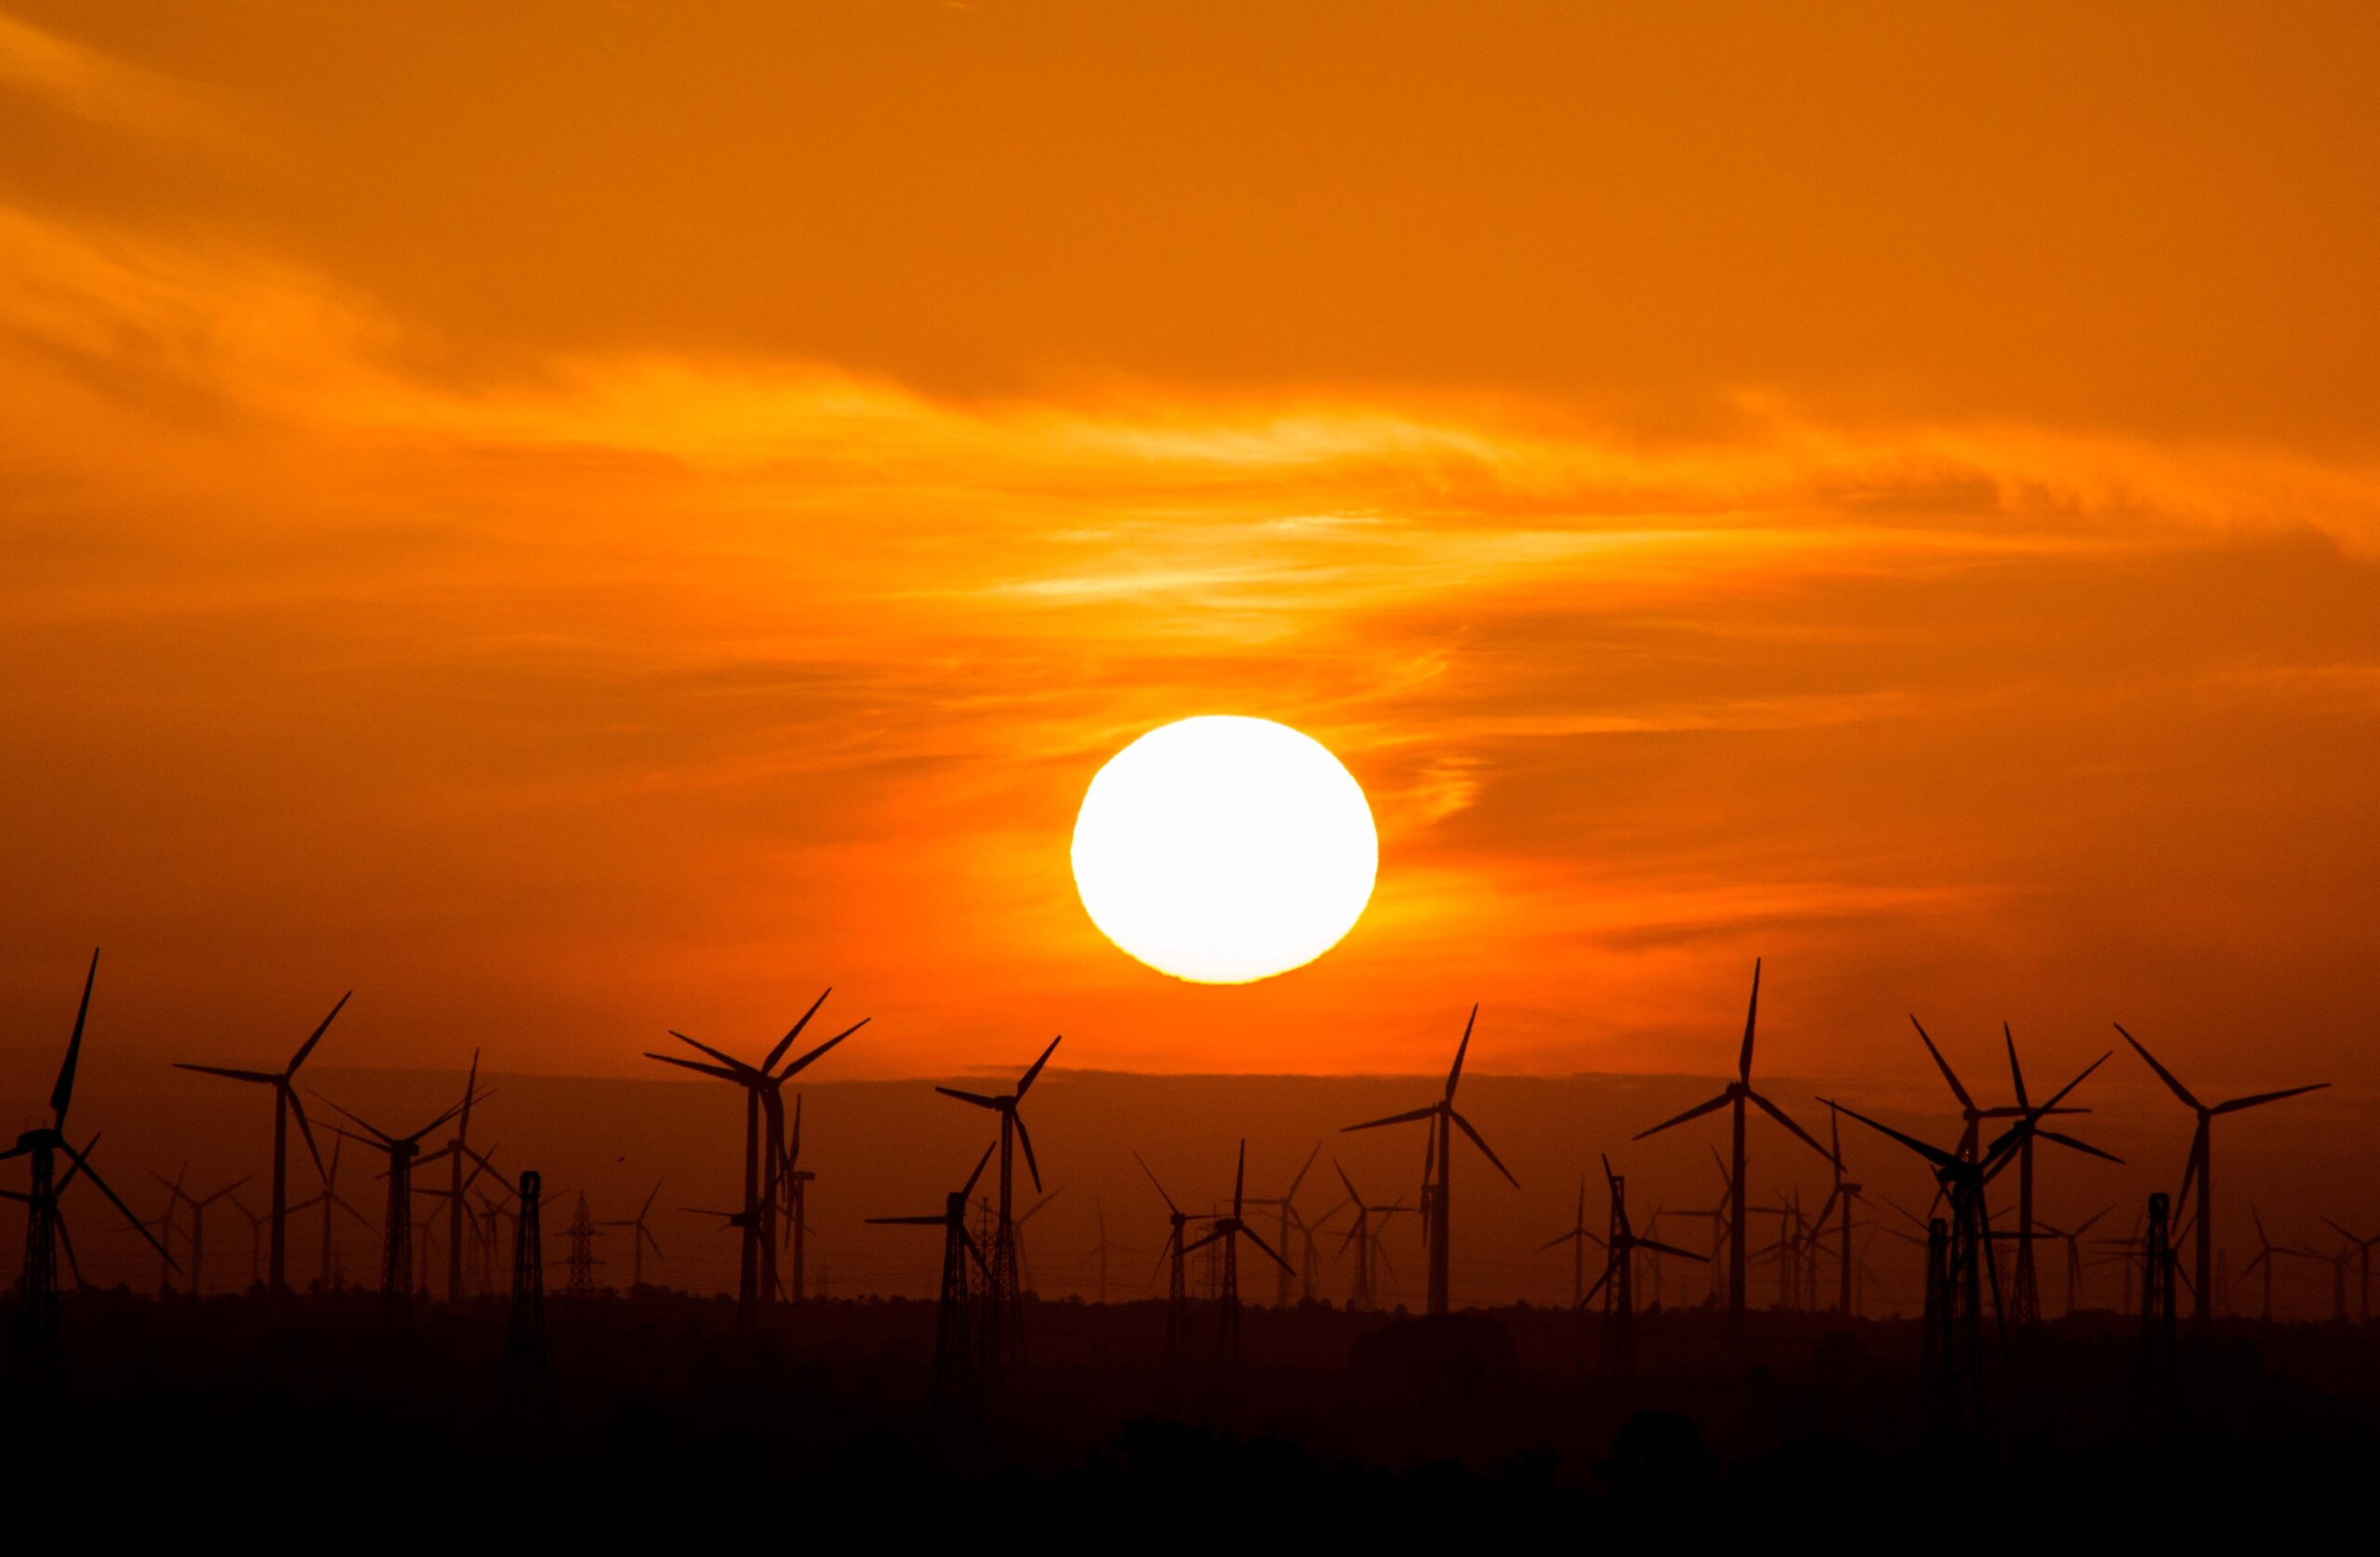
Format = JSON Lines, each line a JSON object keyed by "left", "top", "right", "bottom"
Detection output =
{"left": 7, "top": 1289, "right": 2375, "bottom": 1534}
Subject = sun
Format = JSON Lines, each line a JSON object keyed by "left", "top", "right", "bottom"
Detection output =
{"left": 1070, "top": 716, "right": 1379, "bottom": 984}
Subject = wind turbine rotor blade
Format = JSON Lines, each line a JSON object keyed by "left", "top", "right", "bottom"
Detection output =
{"left": 866, "top": 1215, "right": 945, "bottom": 1227}
{"left": 1015, "top": 1034, "right": 1063, "bottom": 1098}
{"left": 1284, "top": 1141, "right": 1322, "bottom": 1203}
{"left": 174, "top": 1063, "right": 279, "bottom": 1085}
{"left": 960, "top": 1140, "right": 998, "bottom": 1199}
{"left": 1580, "top": 1261, "right": 1613, "bottom": 1309}
{"left": 287, "top": 989, "right": 352, "bottom": 1073}
{"left": 2034, "top": 1051, "right": 2112, "bottom": 1115}
{"left": 51, "top": 948, "right": 100, "bottom": 1125}
{"left": 1446, "top": 1004, "right": 1478, "bottom": 1100}
{"left": 281, "top": 1085, "right": 328, "bottom": 1179}
{"left": 1233, "top": 1140, "right": 1247, "bottom": 1219}
{"left": 1908, "top": 1015, "right": 1974, "bottom": 1110}
{"left": 1345, "top": 1104, "right": 1439, "bottom": 1133}
{"left": 2038, "top": 1130, "right": 2124, "bottom": 1166}
{"left": 667, "top": 1030, "right": 757, "bottom": 1075}
{"left": 1132, "top": 1150, "right": 1181, "bottom": 1215}
{"left": 313, "top": 1094, "right": 399, "bottom": 1146}
{"left": 936, "top": 1087, "right": 1003, "bottom": 1110}
{"left": 70, "top": 1144, "right": 176, "bottom": 1267}
{"left": 1633, "top": 1091, "right": 1732, "bottom": 1141}
{"left": 779, "top": 1017, "right": 867, "bottom": 1080}
{"left": 644, "top": 1052, "right": 742, "bottom": 1083}
{"left": 1748, "top": 1089, "right": 1837, "bottom": 1164}
{"left": 764, "top": 987, "right": 834, "bottom": 1071}
{"left": 1448, "top": 1112, "right": 1518, "bottom": 1188}
{"left": 2003, "top": 1022, "right": 2030, "bottom": 1112}
{"left": 1013, "top": 1111, "right": 1044, "bottom": 1193}
{"left": 2213, "top": 1083, "right": 2330, "bottom": 1115}
{"left": 1241, "top": 1224, "right": 1294, "bottom": 1274}
{"left": 1640, "top": 1238, "right": 1709, "bottom": 1262}
{"left": 2112, "top": 1023, "right": 2202, "bottom": 1111}
{"left": 1739, "top": 958, "right": 1762, "bottom": 1081}
{"left": 1825, "top": 1100, "right": 1958, "bottom": 1172}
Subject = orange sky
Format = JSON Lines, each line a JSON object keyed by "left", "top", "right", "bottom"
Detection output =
{"left": 4, "top": 1, "right": 2378, "bottom": 1098}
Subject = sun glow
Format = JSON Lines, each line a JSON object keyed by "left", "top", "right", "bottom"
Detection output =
{"left": 1070, "top": 716, "right": 1379, "bottom": 984}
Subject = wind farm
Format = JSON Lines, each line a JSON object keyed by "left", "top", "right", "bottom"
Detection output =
{"left": 4, "top": 0, "right": 2378, "bottom": 1533}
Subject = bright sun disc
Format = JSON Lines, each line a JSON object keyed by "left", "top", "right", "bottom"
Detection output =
{"left": 1071, "top": 716, "right": 1379, "bottom": 984}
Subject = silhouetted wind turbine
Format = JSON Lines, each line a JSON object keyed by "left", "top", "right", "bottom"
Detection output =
{"left": 867, "top": 1141, "right": 997, "bottom": 1405}
{"left": 1993, "top": 1033, "right": 2122, "bottom": 1325}
{"left": 2322, "top": 1218, "right": 2380, "bottom": 1324}
{"left": 2, "top": 952, "right": 172, "bottom": 1359}
{"left": 2115, "top": 1023, "right": 2327, "bottom": 1329}
{"left": 1582, "top": 1155, "right": 1706, "bottom": 1377}
{"left": 1326, "top": 1159, "right": 1410, "bottom": 1313}
{"left": 600, "top": 1180, "right": 666, "bottom": 1289}
{"left": 152, "top": 1171, "right": 249, "bottom": 1296}
{"left": 1824, "top": 1059, "right": 2104, "bottom": 1409}
{"left": 648, "top": 990, "right": 865, "bottom": 1330}
{"left": 1635, "top": 961, "right": 1831, "bottom": 1344}
{"left": 409, "top": 1049, "right": 489, "bottom": 1306}
{"left": 778, "top": 1095, "right": 815, "bottom": 1304}
{"left": 1343, "top": 1006, "right": 1517, "bottom": 1315}
{"left": 936, "top": 1034, "right": 1060, "bottom": 1364}
{"left": 2047, "top": 1204, "right": 2116, "bottom": 1315}
{"left": 1012, "top": 1184, "right": 1064, "bottom": 1295}
{"left": 2240, "top": 1204, "right": 2318, "bottom": 1322}
{"left": 1182, "top": 1141, "right": 1292, "bottom": 1369}
{"left": 317, "top": 1089, "right": 468, "bottom": 1317}
{"left": 1804, "top": 1104, "right": 1871, "bottom": 1315}
{"left": 286, "top": 1133, "right": 374, "bottom": 1292}
{"left": 173, "top": 991, "right": 346, "bottom": 1298}
{"left": 1538, "top": 1176, "right": 1606, "bottom": 1309}
{"left": 1132, "top": 1151, "right": 1202, "bottom": 1368}
{"left": 1242, "top": 1142, "right": 1322, "bottom": 1309}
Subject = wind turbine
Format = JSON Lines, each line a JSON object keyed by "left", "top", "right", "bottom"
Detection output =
{"left": 778, "top": 1095, "right": 815, "bottom": 1304}
{"left": 2045, "top": 1204, "right": 2116, "bottom": 1315}
{"left": 1635, "top": 961, "right": 1832, "bottom": 1344}
{"left": 1537, "top": 1176, "right": 1606, "bottom": 1309}
{"left": 1343, "top": 1006, "right": 1518, "bottom": 1315}
{"left": 409, "top": 1049, "right": 489, "bottom": 1305}
{"left": 1581, "top": 1155, "right": 1706, "bottom": 1377}
{"left": 1804, "top": 1103, "right": 1870, "bottom": 1315}
{"left": 1826, "top": 1057, "right": 2102, "bottom": 1411}
{"left": 1992, "top": 1033, "right": 2122, "bottom": 1325}
{"left": 2, "top": 951, "right": 173, "bottom": 1359}
{"left": 936, "top": 1034, "right": 1060, "bottom": 1365}
{"left": 2240, "top": 1204, "right": 2318, "bottom": 1322}
{"left": 173, "top": 991, "right": 347, "bottom": 1298}
{"left": 1132, "top": 1151, "right": 1202, "bottom": 1369}
{"left": 1182, "top": 1141, "right": 1292, "bottom": 1369}
{"left": 1326, "top": 1159, "right": 1411, "bottom": 1313}
{"left": 286, "top": 1133, "right": 374, "bottom": 1292}
{"left": 648, "top": 990, "right": 865, "bottom": 1330}
{"left": 152, "top": 1172, "right": 249, "bottom": 1296}
{"left": 600, "top": 1181, "right": 666, "bottom": 1289}
{"left": 2322, "top": 1218, "right": 2380, "bottom": 1323}
{"left": 867, "top": 1141, "right": 997, "bottom": 1405}
{"left": 1012, "top": 1184, "right": 1064, "bottom": 1295}
{"left": 2114, "top": 1023, "right": 2327, "bottom": 1328}
{"left": 1241, "top": 1142, "right": 1322, "bottom": 1309}
{"left": 316, "top": 1087, "right": 469, "bottom": 1317}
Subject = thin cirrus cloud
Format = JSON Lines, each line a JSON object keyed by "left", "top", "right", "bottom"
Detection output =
{"left": 0, "top": 3, "right": 2376, "bottom": 1086}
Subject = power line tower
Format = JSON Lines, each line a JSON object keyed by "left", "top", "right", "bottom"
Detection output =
{"left": 503, "top": 1170, "right": 551, "bottom": 1410}
{"left": 563, "top": 1192, "right": 599, "bottom": 1299}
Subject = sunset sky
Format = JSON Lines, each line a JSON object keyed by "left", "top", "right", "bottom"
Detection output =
{"left": 5, "top": 1, "right": 2377, "bottom": 1109}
